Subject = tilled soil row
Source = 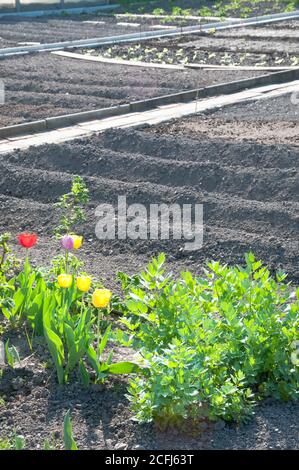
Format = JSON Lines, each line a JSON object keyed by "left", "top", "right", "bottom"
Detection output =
{"left": 1, "top": 135, "right": 298, "bottom": 203}
{"left": 150, "top": 91, "right": 299, "bottom": 143}
{"left": 0, "top": 14, "right": 218, "bottom": 49}
{"left": 0, "top": 53, "right": 262, "bottom": 127}
{"left": 0, "top": 121, "right": 298, "bottom": 281}
{"left": 1, "top": 189, "right": 297, "bottom": 284}
{"left": 0, "top": 15, "right": 148, "bottom": 48}
{"left": 147, "top": 92, "right": 299, "bottom": 158}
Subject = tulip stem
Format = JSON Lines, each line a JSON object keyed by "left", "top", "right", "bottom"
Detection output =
{"left": 61, "top": 288, "right": 68, "bottom": 325}
{"left": 81, "top": 294, "right": 85, "bottom": 317}
{"left": 97, "top": 311, "right": 101, "bottom": 364}
{"left": 65, "top": 250, "right": 69, "bottom": 273}
{"left": 20, "top": 250, "right": 30, "bottom": 325}
{"left": 62, "top": 289, "right": 66, "bottom": 320}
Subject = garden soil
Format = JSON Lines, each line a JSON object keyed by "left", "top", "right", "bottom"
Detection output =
{"left": 0, "top": 53, "right": 262, "bottom": 127}
{"left": 0, "top": 78, "right": 298, "bottom": 450}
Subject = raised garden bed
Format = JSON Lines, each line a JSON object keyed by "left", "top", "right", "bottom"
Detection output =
{"left": 83, "top": 20, "right": 299, "bottom": 67}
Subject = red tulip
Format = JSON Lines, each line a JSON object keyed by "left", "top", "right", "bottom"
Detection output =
{"left": 17, "top": 233, "right": 38, "bottom": 249}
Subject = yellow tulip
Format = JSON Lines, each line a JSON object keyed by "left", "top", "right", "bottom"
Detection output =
{"left": 76, "top": 276, "right": 92, "bottom": 293}
{"left": 58, "top": 274, "right": 73, "bottom": 289}
{"left": 72, "top": 235, "right": 83, "bottom": 250}
{"left": 92, "top": 289, "right": 112, "bottom": 309}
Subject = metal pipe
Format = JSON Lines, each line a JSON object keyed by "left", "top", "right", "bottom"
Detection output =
{"left": 15, "top": 0, "right": 21, "bottom": 13}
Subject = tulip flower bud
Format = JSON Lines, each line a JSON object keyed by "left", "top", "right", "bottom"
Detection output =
{"left": 58, "top": 274, "right": 73, "bottom": 289}
{"left": 92, "top": 289, "right": 112, "bottom": 309}
{"left": 72, "top": 235, "right": 83, "bottom": 250}
{"left": 17, "top": 233, "right": 37, "bottom": 249}
{"left": 61, "top": 235, "right": 74, "bottom": 250}
{"left": 76, "top": 276, "right": 91, "bottom": 293}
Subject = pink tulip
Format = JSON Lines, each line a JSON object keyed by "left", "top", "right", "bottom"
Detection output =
{"left": 61, "top": 235, "right": 74, "bottom": 250}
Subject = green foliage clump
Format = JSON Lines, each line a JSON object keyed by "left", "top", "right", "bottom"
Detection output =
{"left": 118, "top": 253, "right": 299, "bottom": 425}
{"left": 54, "top": 176, "right": 90, "bottom": 237}
{"left": 0, "top": 233, "right": 19, "bottom": 315}
{"left": 0, "top": 233, "right": 20, "bottom": 279}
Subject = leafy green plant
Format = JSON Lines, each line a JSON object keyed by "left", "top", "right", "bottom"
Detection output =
{"left": 14, "top": 435, "right": 26, "bottom": 450}
{"left": 0, "top": 434, "right": 26, "bottom": 451}
{"left": 0, "top": 438, "right": 11, "bottom": 450}
{"left": 42, "top": 289, "right": 93, "bottom": 385}
{"left": 54, "top": 176, "right": 90, "bottom": 237}
{"left": 0, "top": 233, "right": 20, "bottom": 279}
{"left": 5, "top": 340, "right": 20, "bottom": 368}
{"left": 63, "top": 410, "right": 78, "bottom": 450}
{"left": 152, "top": 8, "right": 165, "bottom": 16}
{"left": 2, "top": 260, "right": 45, "bottom": 328}
{"left": 0, "top": 233, "right": 19, "bottom": 319}
{"left": 40, "top": 411, "right": 78, "bottom": 450}
{"left": 119, "top": 253, "right": 299, "bottom": 425}
{"left": 198, "top": 6, "right": 213, "bottom": 17}
{"left": 42, "top": 283, "right": 140, "bottom": 385}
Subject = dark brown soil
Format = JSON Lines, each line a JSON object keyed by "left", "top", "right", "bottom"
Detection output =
{"left": 1, "top": 332, "right": 297, "bottom": 450}
{"left": 0, "top": 92, "right": 298, "bottom": 283}
{"left": 153, "top": 92, "right": 299, "bottom": 145}
{"left": 0, "top": 52, "right": 262, "bottom": 127}
{"left": 0, "top": 15, "right": 149, "bottom": 48}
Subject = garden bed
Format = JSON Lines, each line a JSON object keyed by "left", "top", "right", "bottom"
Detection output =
{"left": 0, "top": 14, "right": 150, "bottom": 49}
{"left": 0, "top": 52, "right": 262, "bottom": 127}
{"left": 115, "top": 0, "right": 298, "bottom": 18}
{"left": 83, "top": 20, "right": 299, "bottom": 67}
{"left": 0, "top": 330, "right": 298, "bottom": 450}
{"left": 0, "top": 88, "right": 298, "bottom": 449}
